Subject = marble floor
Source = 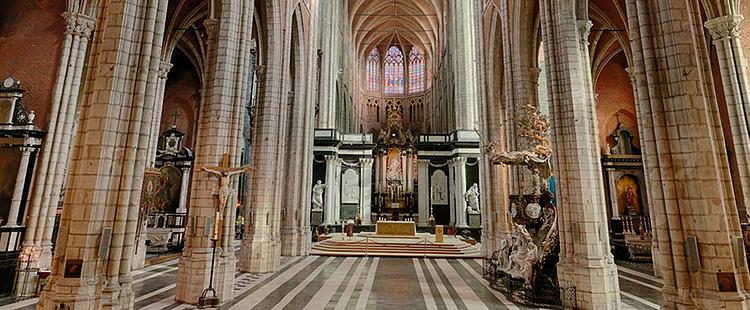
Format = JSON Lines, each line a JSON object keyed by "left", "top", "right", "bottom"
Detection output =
{"left": 0, "top": 253, "right": 662, "bottom": 310}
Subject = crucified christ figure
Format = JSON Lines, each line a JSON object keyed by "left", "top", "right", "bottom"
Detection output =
{"left": 202, "top": 154, "right": 255, "bottom": 240}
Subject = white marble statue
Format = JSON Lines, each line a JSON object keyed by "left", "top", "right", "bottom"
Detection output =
{"left": 312, "top": 180, "right": 326, "bottom": 210}
{"left": 464, "top": 183, "right": 480, "bottom": 213}
{"left": 386, "top": 155, "right": 402, "bottom": 181}
{"left": 507, "top": 224, "right": 539, "bottom": 287}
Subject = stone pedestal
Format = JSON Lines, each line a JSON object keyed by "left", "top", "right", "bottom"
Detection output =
{"left": 468, "top": 213, "right": 481, "bottom": 227}
{"left": 311, "top": 209, "right": 323, "bottom": 226}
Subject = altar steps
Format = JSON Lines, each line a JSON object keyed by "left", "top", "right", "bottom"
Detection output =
{"left": 310, "top": 236, "right": 482, "bottom": 258}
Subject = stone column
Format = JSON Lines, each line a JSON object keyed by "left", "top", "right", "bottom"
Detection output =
{"left": 405, "top": 149, "right": 414, "bottom": 192}
{"left": 448, "top": 158, "right": 456, "bottom": 225}
{"left": 15, "top": 10, "right": 95, "bottom": 299}
{"left": 18, "top": 11, "right": 96, "bottom": 291}
{"left": 359, "top": 158, "right": 373, "bottom": 225}
{"left": 374, "top": 151, "right": 381, "bottom": 192}
{"left": 323, "top": 155, "right": 338, "bottom": 224}
{"left": 333, "top": 158, "right": 343, "bottom": 222}
{"left": 146, "top": 61, "right": 173, "bottom": 167}
{"left": 176, "top": 167, "right": 191, "bottom": 224}
{"left": 704, "top": 15, "right": 750, "bottom": 218}
{"left": 606, "top": 168, "right": 620, "bottom": 220}
{"left": 5, "top": 147, "right": 33, "bottom": 227}
{"left": 449, "top": 0, "right": 480, "bottom": 130}
{"left": 417, "top": 159, "right": 429, "bottom": 226}
{"left": 625, "top": 1, "right": 750, "bottom": 306}
{"left": 539, "top": 3, "right": 620, "bottom": 307}
{"left": 177, "top": 0, "right": 254, "bottom": 300}
{"left": 624, "top": 66, "right": 660, "bottom": 278}
{"left": 454, "top": 156, "right": 468, "bottom": 227}
{"left": 380, "top": 154, "right": 387, "bottom": 192}
{"left": 38, "top": 0, "right": 169, "bottom": 307}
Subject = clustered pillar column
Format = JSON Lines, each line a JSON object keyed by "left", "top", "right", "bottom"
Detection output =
{"left": 16, "top": 10, "right": 96, "bottom": 299}
{"left": 625, "top": 0, "right": 750, "bottom": 307}
{"left": 177, "top": 0, "right": 255, "bottom": 300}
{"left": 38, "top": 0, "right": 169, "bottom": 307}
{"left": 359, "top": 158, "right": 373, "bottom": 225}
{"left": 5, "top": 147, "right": 34, "bottom": 227}
{"left": 704, "top": 15, "right": 750, "bottom": 218}
{"left": 146, "top": 61, "right": 173, "bottom": 167}
{"left": 539, "top": 2, "right": 620, "bottom": 308}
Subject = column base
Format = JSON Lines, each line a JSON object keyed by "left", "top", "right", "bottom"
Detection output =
{"left": 661, "top": 284, "right": 750, "bottom": 310}
{"left": 38, "top": 275, "right": 130, "bottom": 310}
{"left": 239, "top": 233, "right": 280, "bottom": 273}
{"left": 14, "top": 266, "right": 40, "bottom": 298}
{"left": 281, "top": 227, "right": 309, "bottom": 256}
{"left": 557, "top": 258, "right": 621, "bottom": 309}
{"left": 132, "top": 235, "right": 147, "bottom": 270}
{"left": 175, "top": 246, "right": 235, "bottom": 305}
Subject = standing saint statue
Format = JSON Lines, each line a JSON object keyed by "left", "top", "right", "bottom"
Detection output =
{"left": 464, "top": 183, "right": 480, "bottom": 213}
{"left": 312, "top": 180, "right": 326, "bottom": 210}
{"left": 202, "top": 154, "right": 255, "bottom": 240}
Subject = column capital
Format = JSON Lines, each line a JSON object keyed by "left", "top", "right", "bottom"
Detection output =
{"left": 577, "top": 20, "right": 593, "bottom": 44}
{"left": 158, "top": 61, "right": 173, "bottom": 79}
{"left": 325, "top": 154, "right": 338, "bottom": 162}
{"left": 62, "top": 12, "right": 95, "bottom": 38}
{"left": 624, "top": 67, "right": 637, "bottom": 84}
{"left": 454, "top": 156, "right": 467, "bottom": 164}
{"left": 19, "top": 147, "right": 35, "bottom": 155}
{"left": 705, "top": 14, "right": 744, "bottom": 41}
{"left": 203, "top": 18, "right": 220, "bottom": 46}
{"left": 359, "top": 157, "right": 374, "bottom": 166}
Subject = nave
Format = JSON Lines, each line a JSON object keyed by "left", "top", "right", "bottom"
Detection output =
{"left": 1, "top": 247, "right": 661, "bottom": 310}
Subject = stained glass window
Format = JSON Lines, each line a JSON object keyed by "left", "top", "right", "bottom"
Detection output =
{"left": 384, "top": 46, "right": 404, "bottom": 95}
{"left": 367, "top": 48, "right": 380, "bottom": 93}
{"left": 409, "top": 47, "right": 424, "bottom": 93}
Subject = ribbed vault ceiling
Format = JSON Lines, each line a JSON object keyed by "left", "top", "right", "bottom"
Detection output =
{"left": 349, "top": 0, "right": 442, "bottom": 60}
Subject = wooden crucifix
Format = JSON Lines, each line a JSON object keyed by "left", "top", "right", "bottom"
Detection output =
{"left": 202, "top": 153, "right": 254, "bottom": 240}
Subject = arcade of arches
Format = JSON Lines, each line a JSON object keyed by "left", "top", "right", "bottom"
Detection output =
{"left": 1, "top": 0, "right": 750, "bottom": 309}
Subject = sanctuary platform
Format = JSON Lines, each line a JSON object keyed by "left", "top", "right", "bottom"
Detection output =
{"left": 311, "top": 233, "right": 481, "bottom": 258}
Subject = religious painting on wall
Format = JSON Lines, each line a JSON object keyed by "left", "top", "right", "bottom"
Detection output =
{"left": 431, "top": 170, "right": 448, "bottom": 205}
{"left": 341, "top": 168, "right": 360, "bottom": 204}
{"left": 158, "top": 166, "right": 182, "bottom": 213}
{"left": 616, "top": 175, "right": 642, "bottom": 216}
{"left": 386, "top": 147, "right": 402, "bottom": 182}
{"left": 0, "top": 148, "right": 21, "bottom": 224}
{"left": 141, "top": 169, "right": 168, "bottom": 214}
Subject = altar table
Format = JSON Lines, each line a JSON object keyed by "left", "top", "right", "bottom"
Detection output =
{"left": 376, "top": 220, "right": 416, "bottom": 236}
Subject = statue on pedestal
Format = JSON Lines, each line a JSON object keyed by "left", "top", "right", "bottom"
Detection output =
{"left": 312, "top": 180, "right": 326, "bottom": 210}
{"left": 464, "top": 183, "right": 480, "bottom": 213}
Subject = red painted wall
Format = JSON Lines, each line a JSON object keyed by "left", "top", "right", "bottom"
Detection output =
{"left": 0, "top": 0, "right": 65, "bottom": 130}
{"left": 594, "top": 52, "right": 640, "bottom": 154}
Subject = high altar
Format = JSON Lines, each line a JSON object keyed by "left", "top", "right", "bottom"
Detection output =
{"left": 311, "top": 95, "right": 481, "bottom": 228}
